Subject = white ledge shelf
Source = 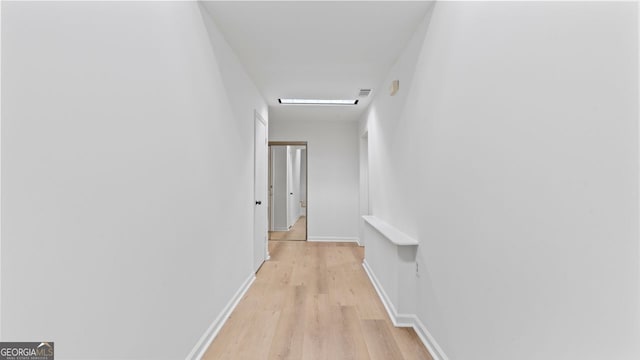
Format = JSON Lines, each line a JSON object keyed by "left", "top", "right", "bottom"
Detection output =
{"left": 362, "top": 215, "right": 418, "bottom": 246}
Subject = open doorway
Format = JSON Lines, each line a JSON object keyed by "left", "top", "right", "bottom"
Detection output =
{"left": 268, "top": 141, "right": 307, "bottom": 241}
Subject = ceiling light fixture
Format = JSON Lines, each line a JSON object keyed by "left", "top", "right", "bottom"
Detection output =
{"left": 278, "top": 98, "right": 359, "bottom": 105}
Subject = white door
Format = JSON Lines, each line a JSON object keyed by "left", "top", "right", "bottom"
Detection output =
{"left": 253, "top": 111, "right": 268, "bottom": 272}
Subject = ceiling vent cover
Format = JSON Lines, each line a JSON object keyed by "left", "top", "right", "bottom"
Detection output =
{"left": 358, "top": 89, "right": 372, "bottom": 97}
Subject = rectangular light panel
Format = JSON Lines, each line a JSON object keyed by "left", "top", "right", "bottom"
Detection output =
{"left": 278, "top": 98, "right": 358, "bottom": 105}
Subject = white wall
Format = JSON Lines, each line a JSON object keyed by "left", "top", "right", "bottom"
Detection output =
{"left": 0, "top": 3, "right": 4, "bottom": 340}
{"left": 271, "top": 146, "right": 288, "bottom": 231}
{"left": 1, "top": 2, "right": 267, "bottom": 359}
{"left": 361, "top": 2, "right": 639, "bottom": 360}
{"left": 270, "top": 119, "right": 359, "bottom": 241}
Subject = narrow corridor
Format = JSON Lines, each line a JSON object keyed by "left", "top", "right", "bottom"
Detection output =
{"left": 269, "top": 216, "right": 307, "bottom": 241}
{"left": 203, "top": 241, "right": 432, "bottom": 360}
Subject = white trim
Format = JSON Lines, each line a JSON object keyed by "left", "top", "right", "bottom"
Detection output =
{"left": 254, "top": 109, "right": 267, "bottom": 126}
{"left": 411, "top": 315, "right": 449, "bottom": 360}
{"left": 362, "top": 260, "right": 448, "bottom": 360}
{"left": 257, "top": 109, "right": 269, "bottom": 263}
{"left": 362, "top": 260, "right": 404, "bottom": 326}
{"left": 253, "top": 110, "right": 269, "bottom": 271}
{"left": 271, "top": 227, "right": 289, "bottom": 232}
{"left": 307, "top": 236, "right": 359, "bottom": 243}
{"left": 185, "top": 273, "right": 256, "bottom": 360}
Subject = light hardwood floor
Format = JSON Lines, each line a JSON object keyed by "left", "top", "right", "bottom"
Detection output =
{"left": 269, "top": 216, "right": 306, "bottom": 241}
{"left": 202, "top": 241, "right": 433, "bottom": 360}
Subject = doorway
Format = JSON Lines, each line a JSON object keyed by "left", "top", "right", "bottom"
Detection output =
{"left": 268, "top": 141, "right": 307, "bottom": 241}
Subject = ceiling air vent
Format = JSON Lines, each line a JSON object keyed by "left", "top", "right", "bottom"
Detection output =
{"left": 358, "top": 89, "right": 372, "bottom": 97}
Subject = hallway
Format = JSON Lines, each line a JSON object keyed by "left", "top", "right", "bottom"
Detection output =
{"left": 269, "top": 216, "right": 306, "bottom": 241}
{"left": 2, "top": 1, "right": 639, "bottom": 359}
{"left": 202, "top": 241, "right": 432, "bottom": 360}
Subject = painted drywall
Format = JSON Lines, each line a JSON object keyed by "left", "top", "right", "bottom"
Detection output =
{"left": 271, "top": 146, "right": 288, "bottom": 231}
{"left": 270, "top": 119, "right": 359, "bottom": 241}
{"left": 361, "top": 2, "right": 639, "bottom": 360}
{"left": 0, "top": 3, "right": 3, "bottom": 340}
{"left": 1, "top": 2, "right": 267, "bottom": 359}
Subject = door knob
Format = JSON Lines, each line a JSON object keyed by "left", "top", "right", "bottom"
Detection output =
{"left": 255, "top": 201, "right": 262, "bottom": 205}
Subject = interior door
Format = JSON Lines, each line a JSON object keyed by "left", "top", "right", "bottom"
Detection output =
{"left": 253, "top": 111, "right": 268, "bottom": 272}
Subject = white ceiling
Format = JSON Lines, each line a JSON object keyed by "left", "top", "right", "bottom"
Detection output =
{"left": 200, "top": 1, "right": 432, "bottom": 122}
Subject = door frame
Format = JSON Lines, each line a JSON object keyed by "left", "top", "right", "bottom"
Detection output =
{"left": 268, "top": 141, "right": 308, "bottom": 241}
{"left": 254, "top": 111, "right": 269, "bottom": 266}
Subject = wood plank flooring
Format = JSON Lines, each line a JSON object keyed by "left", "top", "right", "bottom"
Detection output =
{"left": 202, "top": 241, "right": 433, "bottom": 360}
{"left": 269, "top": 216, "right": 306, "bottom": 241}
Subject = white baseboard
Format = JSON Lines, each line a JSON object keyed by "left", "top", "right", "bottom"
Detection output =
{"left": 362, "top": 260, "right": 404, "bottom": 325}
{"left": 411, "top": 314, "right": 449, "bottom": 360}
{"left": 362, "top": 260, "right": 448, "bottom": 360}
{"left": 185, "top": 273, "right": 256, "bottom": 360}
{"left": 271, "top": 227, "right": 289, "bottom": 231}
{"left": 307, "top": 236, "right": 359, "bottom": 243}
